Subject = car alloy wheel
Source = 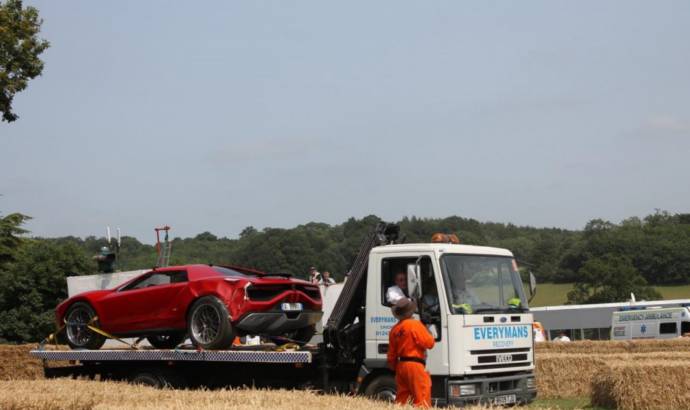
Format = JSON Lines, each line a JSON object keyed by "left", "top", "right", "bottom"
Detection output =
{"left": 190, "top": 304, "right": 221, "bottom": 345}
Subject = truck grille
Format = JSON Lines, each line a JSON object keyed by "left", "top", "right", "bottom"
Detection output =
{"left": 471, "top": 362, "right": 531, "bottom": 370}
{"left": 470, "top": 347, "right": 531, "bottom": 371}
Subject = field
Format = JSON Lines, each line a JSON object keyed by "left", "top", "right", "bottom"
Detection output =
{"left": 5, "top": 341, "right": 690, "bottom": 409}
{"left": 529, "top": 283, "right": 690, "bottom": 307}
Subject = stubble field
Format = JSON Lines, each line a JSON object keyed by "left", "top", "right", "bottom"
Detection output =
{"left": 4, "top": 340, "right": 690, "bottom": 410}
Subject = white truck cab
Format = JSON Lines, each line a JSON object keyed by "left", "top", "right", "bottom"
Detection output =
{"left": 360, "top": 242, "right": 537, "bottom": 405}
{"left": 612, "top": 306, "right": 690, "bottom": 340}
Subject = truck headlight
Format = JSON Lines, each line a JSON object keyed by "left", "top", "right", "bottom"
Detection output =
{"left": 526, "top": 377, "right": 536, "bottom": 390}
{"left": 449, "top": 383, "right": 477, "bottom": 397}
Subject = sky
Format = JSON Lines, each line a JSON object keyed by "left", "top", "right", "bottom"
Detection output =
{"left": 1, "top": 1, "right": 689, "bottom": 243}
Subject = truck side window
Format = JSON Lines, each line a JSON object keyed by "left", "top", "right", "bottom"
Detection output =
{"left": 381, "top": 257, "right": 417, "bottom": 306}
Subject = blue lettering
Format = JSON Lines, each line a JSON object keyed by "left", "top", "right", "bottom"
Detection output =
{"left": 473, "top": 325, "right": 532, "bottom": 340}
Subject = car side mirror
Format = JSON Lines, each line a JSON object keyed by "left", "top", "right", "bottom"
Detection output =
{"left": 529, "top": 271, "right": 537, "bottom": 302}
{"left": 407, "top": 263, "right": 421, "bottom": 300}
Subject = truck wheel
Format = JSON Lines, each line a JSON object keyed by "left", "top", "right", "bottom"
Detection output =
{"left": 147, "top": 332, "right": 186, "bottom": 349}
{"left": 131, "top": 368, "right": 186, "bottom": 388}
{"left": 131, "top": 371, "right": 164, "bottom": 388}
{"left": 187, "top": 296, "right": 235, "bottom": 350}
{"left": 364, "top": 374, "right": 397, "bottom": 402}
{"left": 64, "top": 302, "right": 106, "bottom": 350}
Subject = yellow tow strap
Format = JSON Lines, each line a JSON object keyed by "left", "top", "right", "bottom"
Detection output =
{"left": 85, "top": 316, "right": 141, "bottom": 349}
{"left": 274, "top": 343, "right": 300, "bottom": 352}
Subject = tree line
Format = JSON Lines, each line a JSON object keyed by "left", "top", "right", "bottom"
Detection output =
{"left": 1, "top": 211, "right": 689, "bottom": 343}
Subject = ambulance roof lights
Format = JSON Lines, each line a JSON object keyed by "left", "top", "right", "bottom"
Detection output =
{"left": 431, "top": 233, "right": 460, "bottom": 244}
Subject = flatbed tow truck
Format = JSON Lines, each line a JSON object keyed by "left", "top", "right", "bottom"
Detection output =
{"left": 32, "top": 223, "right": 538, "bottom": 406}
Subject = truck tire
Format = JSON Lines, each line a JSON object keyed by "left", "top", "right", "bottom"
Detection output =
{"left": 187, "top": 296, "right": 235, "bottom": 350}
{"left": 364, "top": 374, "right": 397, "bottom": 402}
{"left": 131, "top": 371, "right": 164, "bottom": 388}
{"left": 64, "top": 301, "right": 106, "bottom": 350}
{"left": 130, "top": 368, "right": 186, "bottom": 388}
{"left": 147, "top": 332, "right": 186, "bottom": 349}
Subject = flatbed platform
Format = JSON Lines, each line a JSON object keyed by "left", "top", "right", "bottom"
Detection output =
{"left": 30, "top": 347, "right": 315, "bottom": 364}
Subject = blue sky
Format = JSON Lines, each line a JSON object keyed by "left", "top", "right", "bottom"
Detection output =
{"left": 1, "top": 1, "right": 689, "bottom": 242}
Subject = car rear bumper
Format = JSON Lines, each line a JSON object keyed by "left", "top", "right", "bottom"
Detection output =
{"left": 235, "top": 311, "right": 323, "bottom": 334}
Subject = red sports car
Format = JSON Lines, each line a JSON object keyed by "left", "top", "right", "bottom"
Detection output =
{"left": 56, "top": 264, "right": 323, "bottom": 350}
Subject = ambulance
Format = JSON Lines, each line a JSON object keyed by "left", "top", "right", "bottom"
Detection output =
{"left": 611, "top": 306, "right": 690, "bottom": 340}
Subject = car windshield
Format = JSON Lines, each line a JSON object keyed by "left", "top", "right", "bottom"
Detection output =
{"left": 440, "top": 254, "right": 527, "bottom": 314}
{"left": 213, "top": 266, "right": 251, "bottom": 278}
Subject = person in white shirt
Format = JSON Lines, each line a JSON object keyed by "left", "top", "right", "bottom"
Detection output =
{"left": 319, "top": 271, "right": 336, "bottom": 286}
{"left": 308, "top": 266, "right": 321, "bottom": 284}
{"left": 553, "top": 331, "right": 571, "bottom": 342}
{"left": 386, "top": 271, "right": 408, "bottom": 304}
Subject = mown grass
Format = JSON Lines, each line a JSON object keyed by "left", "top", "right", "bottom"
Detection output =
{"left": 529, "top": 283, "right": 690, "bottom": 307}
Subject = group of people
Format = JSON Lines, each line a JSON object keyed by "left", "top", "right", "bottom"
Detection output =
{"left": 308, "top": 266, "right": 336, "bottom": 286}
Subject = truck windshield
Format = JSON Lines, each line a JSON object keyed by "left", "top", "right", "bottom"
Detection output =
{"left": 440, "top": 254, "right": 527, "bottom": 314}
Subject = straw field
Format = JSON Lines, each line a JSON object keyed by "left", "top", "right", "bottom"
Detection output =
{"left": 4, "top": 340, "right": 690, "bottom": 409}
{"left": 0, "top": 344, "right": 63, "bottom": 380}
{"left": 0, "top": 379, "right": 511, "bottom": 410}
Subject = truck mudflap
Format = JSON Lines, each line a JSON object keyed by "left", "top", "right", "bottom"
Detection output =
{"left": 445, "top": 372, "right": 536, "bottom": 406}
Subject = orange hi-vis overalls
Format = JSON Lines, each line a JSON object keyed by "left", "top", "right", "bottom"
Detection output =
{"left": 387, "top": 318, "right": 435, "bottom": 407}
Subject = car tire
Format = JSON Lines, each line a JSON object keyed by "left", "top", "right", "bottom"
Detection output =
{"left": 270, "top": 324, "right": 316, "bottom": 346}
{"left": 187, "top": 296, "right": 235, "bottom": 350}
{"left": 147, "top": 332, "right": 186, "bottom": 349}
{"left": 364, "top": 374, "right": 397, "bottom": 402}
{"left": 64, "top": 301, "right": 106, "bottom": 350}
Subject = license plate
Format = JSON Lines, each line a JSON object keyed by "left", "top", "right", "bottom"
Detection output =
{"left": 281, "top": 303, "right": 303, "bottom": 311}
{"left": 496, "top": 354, "right": 513, "bottom": 363}
{"left": 493, "top": 394, "right": 516, "bottom": 405}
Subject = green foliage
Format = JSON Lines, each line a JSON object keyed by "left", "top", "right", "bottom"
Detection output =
{"left": 0, "top": 212, "right": 30, "bottom": 266}
{"left": 0, "top": 240, "right": 91, "bottom": 342}
{"left": 566, "top": 254, "right": 660, "bottom": 304}
{"left": 2, "top": 210, "right": 690, "bottom": 342}
{"left": 0, "top": 0, "right": 50, "bottom": 122}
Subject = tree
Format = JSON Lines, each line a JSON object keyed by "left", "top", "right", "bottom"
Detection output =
{"left": 0, "top": 240, "right": 92, "bottom": 342}
{"left": 0, "top": 212, "right": 30, "bottom": 267}
{"left": 566, "top": 254, "right": 660, "bottom": 304}
{"left": 0, "top": 0, "right": 49, "bottom": 122}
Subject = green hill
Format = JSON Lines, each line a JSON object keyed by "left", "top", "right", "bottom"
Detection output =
{"left": 530, "top": 283, "right": 690, "bottom": 307}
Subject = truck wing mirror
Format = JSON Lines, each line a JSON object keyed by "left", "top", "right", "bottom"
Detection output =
{"left": 529, "top": 271, "right": 537, "bottom": 302}
{"left": 407, "top": 263, "right": 421, "bottom": 300}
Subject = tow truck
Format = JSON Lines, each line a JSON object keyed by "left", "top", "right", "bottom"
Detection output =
{"left": 32, "top": 223, "right": 538, "bottom": 406}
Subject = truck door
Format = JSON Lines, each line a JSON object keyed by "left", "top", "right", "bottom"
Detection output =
{"left": 366, "top": 253, "right": 448, "bottom": 374}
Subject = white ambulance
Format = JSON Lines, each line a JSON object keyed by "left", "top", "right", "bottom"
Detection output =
{"left": 611, "top": 306, "right": 690, "bottom": 340}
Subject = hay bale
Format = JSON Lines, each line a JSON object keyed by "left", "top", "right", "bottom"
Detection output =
{"left": 535, "top": 338, "right": 690, "bottom": 355}
{"left": 591, "top": 360, "right": 690, "bottom": 410}
{"left": 535, "top": 352, "right": 690, "bottom": 398}
{"left": 0, "top": 344, "right": 66, "bottom": 380}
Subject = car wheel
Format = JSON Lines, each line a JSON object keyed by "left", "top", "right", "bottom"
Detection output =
{"left": 147, "top": 332, "right": 186, "bottom": 349}
{"left": 64, "top": 301, "right": 106, "bottom": 350}
{"left": 187, "top": 296, "right": 235, "bottom": 350}
{"left": 270, "top": 324, "right": 316, "bottom": 347}
{"left": 364, "top": 374, "right": 397, "bottom": 402}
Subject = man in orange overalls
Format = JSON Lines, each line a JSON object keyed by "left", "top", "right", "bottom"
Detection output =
{"left": 387, "top": 298, "right": 435, "bottom": 407}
